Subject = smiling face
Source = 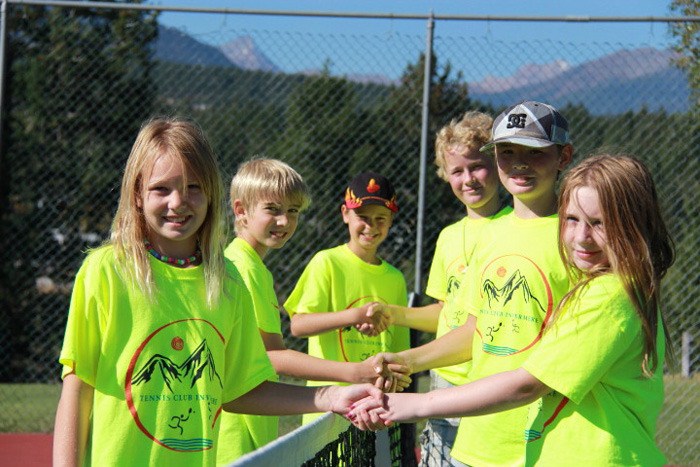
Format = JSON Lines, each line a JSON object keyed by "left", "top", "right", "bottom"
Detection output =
{"left": 444, "top": 145, "right": 500, "bottom": 218}
{"left": 341, "top": 204, "right": 393, "bottom": 264}
{"left": 234, "top": 196, "right": 302, "bottom": 258}
{"left": 140, "top": 153, "right": 208, "bottom": 259}
{"left": 495, "top": 143, "right": 571, "bottom": 216}
{"left": 563, "top": 185, "right": 610, "bottom": 271}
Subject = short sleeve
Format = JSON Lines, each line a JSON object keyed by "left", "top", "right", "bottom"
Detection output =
{"left": 59, "top": 252, "right": 108, "bottom": 384}
{"left": 523, "top": 277, "right": 639, "bottom": 404}
{"left": 283, "top": 253, "right": 331, "bottom": 316}
{"left": 221, "top": 278, "right": 276, "bottom": 404}
{"left": 425, "top": 229, "right": 448, "bottom": 301}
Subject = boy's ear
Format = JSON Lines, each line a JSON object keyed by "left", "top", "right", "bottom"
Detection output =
{"left": 232, "top": 199, "right": 247, "bottom": 220}
{"left": 340, "top": 204, "right": 350, "bottom": 224}
{"left": 558, "top": 144, "right": 574, "bottom": 170}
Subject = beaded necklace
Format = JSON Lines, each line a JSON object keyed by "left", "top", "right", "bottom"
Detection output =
{"left": 144, "top": 240, "right": 201, "bottom": 267}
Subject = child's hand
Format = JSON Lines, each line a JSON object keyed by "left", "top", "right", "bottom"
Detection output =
{"left": 323, "top": 384, "right": 383, "bottom": 418}
{"left": 354, "top": 302, "right": 393, "bottom": 336}
{"left": 346, "top": 394, "right": 392, "bottom": 431}
{"left": 359, "top": 354, "right": 411, "bottom": 393}
{"left": 347, "top": 392, "right": 423, "bottom": 430}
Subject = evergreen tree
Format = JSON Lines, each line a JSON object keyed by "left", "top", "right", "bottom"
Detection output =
{"left": 0, "top": 1, "right": 157, "bottom": 381}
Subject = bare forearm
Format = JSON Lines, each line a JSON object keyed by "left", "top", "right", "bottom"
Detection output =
{"left": 223, "top": 381, "right": 326, "bottom": 415}
{"left": 290, "top": 309, "right": 358, "bottom": 337}
{"left": 268, "top": 349, "right": 366, "bottom": 383}
{"left": 53, "top": 374, "right": 94, "bottom": 467}
{"left": 351, "top": 368, "right": 550, "bottom": 424}
{"left": 417, "top": 368, "right": 549, "bottom": 418}
{"left": 402, "top": 316, "right": 475, "bottom": 373}
{"left": 391, "top": 302, "right": 441, "bottom": 333}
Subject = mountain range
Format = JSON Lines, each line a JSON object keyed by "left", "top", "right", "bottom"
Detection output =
{"left": 154, "top": 25, "right": 690, "bottom": 115}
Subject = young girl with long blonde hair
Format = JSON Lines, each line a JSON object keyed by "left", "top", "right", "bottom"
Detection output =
{"left": 53, "top": 117, "right": 381, "bottom": 467}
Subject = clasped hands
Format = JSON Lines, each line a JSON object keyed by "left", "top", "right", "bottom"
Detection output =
{"left": 353, "top": 352, "right": 409, "bottom": 428}
{"left": 353, "top": 302, "right": 393, "bottom": 337}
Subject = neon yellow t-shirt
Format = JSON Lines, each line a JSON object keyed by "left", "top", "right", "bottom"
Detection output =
{"left": 426, "top": 207, "right": 512, "bottom": 385}
{"left": 217, "top": 237, "right": 281, "bottom": 465}
{"left": 59, "top": 246, "right": 276, "bottom": 467}
{"left": 522, "top": 274, "right": 666, "bottom": 466}
{"left": 285, "top": 244, "right": 409, "bottom": 366}
{"left": 284, "top": 244, "right": 409, "bottom": 424}
{"left": 451, "top": 212, "right": 569, "bottom": 467}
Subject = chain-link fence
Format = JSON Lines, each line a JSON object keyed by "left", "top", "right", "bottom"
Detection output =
{"left": 0, "top": 2, "right": 698, "bottom": 464}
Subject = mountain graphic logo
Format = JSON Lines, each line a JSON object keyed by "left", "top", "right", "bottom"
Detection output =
{"left": 481, "top": 269, "right": 545, "bottom": 314}
{"left": 477, "top": 256, "right": 554, "bottom": 357}
{"left": 132, "top": 339, "right": 223, "bottom": 392}
{"left": 124, "top": 319, "right": 228, "bottom": 452}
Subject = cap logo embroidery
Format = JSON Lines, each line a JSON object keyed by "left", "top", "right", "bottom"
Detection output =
{"left": 507, "top": 114, "right": 527, "bottom": 129}
{"left": 366, "top": 179, "right": 380, "bottom": 193}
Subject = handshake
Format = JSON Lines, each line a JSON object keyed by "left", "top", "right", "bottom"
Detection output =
{"left": 351, "top": 302, "right": 410, "bottom": 393}
{"left": 353, "top": 302, "right": 394, "bottom": 337}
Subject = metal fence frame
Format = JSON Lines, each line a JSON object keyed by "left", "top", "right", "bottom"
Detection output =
{"left": 0, "top": 1, "right": 698, "bottom": 464}
{"left": 1, "top": 0, "right": 699, "bottom": 295}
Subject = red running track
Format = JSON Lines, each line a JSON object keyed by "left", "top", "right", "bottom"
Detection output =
{"left": 0, "top": 434, "right": 52, "bottom": 467}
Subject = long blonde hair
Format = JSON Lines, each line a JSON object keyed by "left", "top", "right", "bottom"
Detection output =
{"left": 110, "top": 117, "right": 228, "bottom": 307}
{"left": 556, "top": 154, "right": 675, "bottom": 375}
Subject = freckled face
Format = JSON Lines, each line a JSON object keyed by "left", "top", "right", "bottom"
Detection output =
{"left": 140, "top": 154, "right": 208, "bottom": 258}
{"left": 444, "top": 145, "right": 499, "bottom": 215}
{"left": 342, "top": 204, "right": 393, "bottom": 260}
{"left": 235, "top": 197, "right": 302, "bottom": 258}
{"left": 563, "top": 186, "right": 610, "bottom": 271}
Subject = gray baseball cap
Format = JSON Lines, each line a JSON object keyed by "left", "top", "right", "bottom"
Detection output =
{"left": 480, "top": 101, "right": 570, "bottom": 151}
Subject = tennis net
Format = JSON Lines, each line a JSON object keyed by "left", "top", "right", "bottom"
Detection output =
{"left": 229, "top": 413, "right": 416, "bottom": 467}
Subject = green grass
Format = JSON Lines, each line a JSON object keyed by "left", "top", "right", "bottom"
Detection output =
{"left": 3, "top": 375, "right": 698, "bottom": 466}
{"left": 0, "top": 384, "right": 61, "bottom": 432}
{"left": 657, "top": 374, "right": 700, "bottom": 466}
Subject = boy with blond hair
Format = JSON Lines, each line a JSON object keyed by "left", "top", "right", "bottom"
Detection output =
{"left": 384, "top": 111, "right": 511, "bottom": 466}
{"left": 285, "top": 172, "right": 411, "bottom": 424}
{"left": 217, "top": 159, "right": 408, "bottom": 464}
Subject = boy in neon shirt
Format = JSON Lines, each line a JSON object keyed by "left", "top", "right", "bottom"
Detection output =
{"left": 285, "top": 172, "right": 410, "bottom": 423}
{"left": 383, "top": 111, "right": 510, "bottom": 465}
{"left": 217, "top": 160, "right": 410, "bottom": 464}
{"left": 372, "top": 101, "right": 573, "bottom": 466}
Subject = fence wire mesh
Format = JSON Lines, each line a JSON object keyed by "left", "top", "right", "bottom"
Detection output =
{"left": 0, "top": 3, "right": 698, "bottom": 465}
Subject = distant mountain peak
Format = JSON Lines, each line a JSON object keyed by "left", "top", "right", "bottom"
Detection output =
{"left": 220, "top": 35, "right": 280, "bottom": 72}
{"left": 468, "top": 47, "right": 689, "bottom": 115}
{"left": 470, "top": 59, "right": 571, "bottom": 94}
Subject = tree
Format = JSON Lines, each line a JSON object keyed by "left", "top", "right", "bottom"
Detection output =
{"left": 669, "top": 0, "right": 700, "bottom": 109}
{"left": 0, "top": 1, "right": 158, "bottom": 382}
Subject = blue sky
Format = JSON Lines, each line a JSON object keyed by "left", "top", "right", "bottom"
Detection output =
{"left": 153, "top": 0, "right": 676, "bottom": 46}
{"left": 151, "top": 1, "right": 679, "bottom": 80}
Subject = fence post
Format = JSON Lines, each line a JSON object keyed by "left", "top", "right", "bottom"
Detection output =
{"left": 414, "top": 12, "right": 434, "bottom": 299}
{"left": 0, "top": 0, "right": 7, "bottom": 154}
{"left": 682, "top": 331, "right": 692, "bottom": 377}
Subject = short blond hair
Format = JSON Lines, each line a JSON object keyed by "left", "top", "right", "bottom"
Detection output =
{"left": 230, "top": 158, "right": 310, "bottom": 225}
{"left": 434, "top": 111, "right": 493, "bottom": 181}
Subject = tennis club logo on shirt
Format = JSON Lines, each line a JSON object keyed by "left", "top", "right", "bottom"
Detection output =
{"left": 477, "top": 255, "right": 553, "bottom": 356}
{"left": 125, "top": 318, "right": 226, "bottom": 452}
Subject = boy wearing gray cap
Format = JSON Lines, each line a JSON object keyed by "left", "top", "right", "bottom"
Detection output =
{"left": 449, "top": 101, "right": 573, "bottom": 466}
{"left": 373, "top": 101, "right": 573, "bottom": 466}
